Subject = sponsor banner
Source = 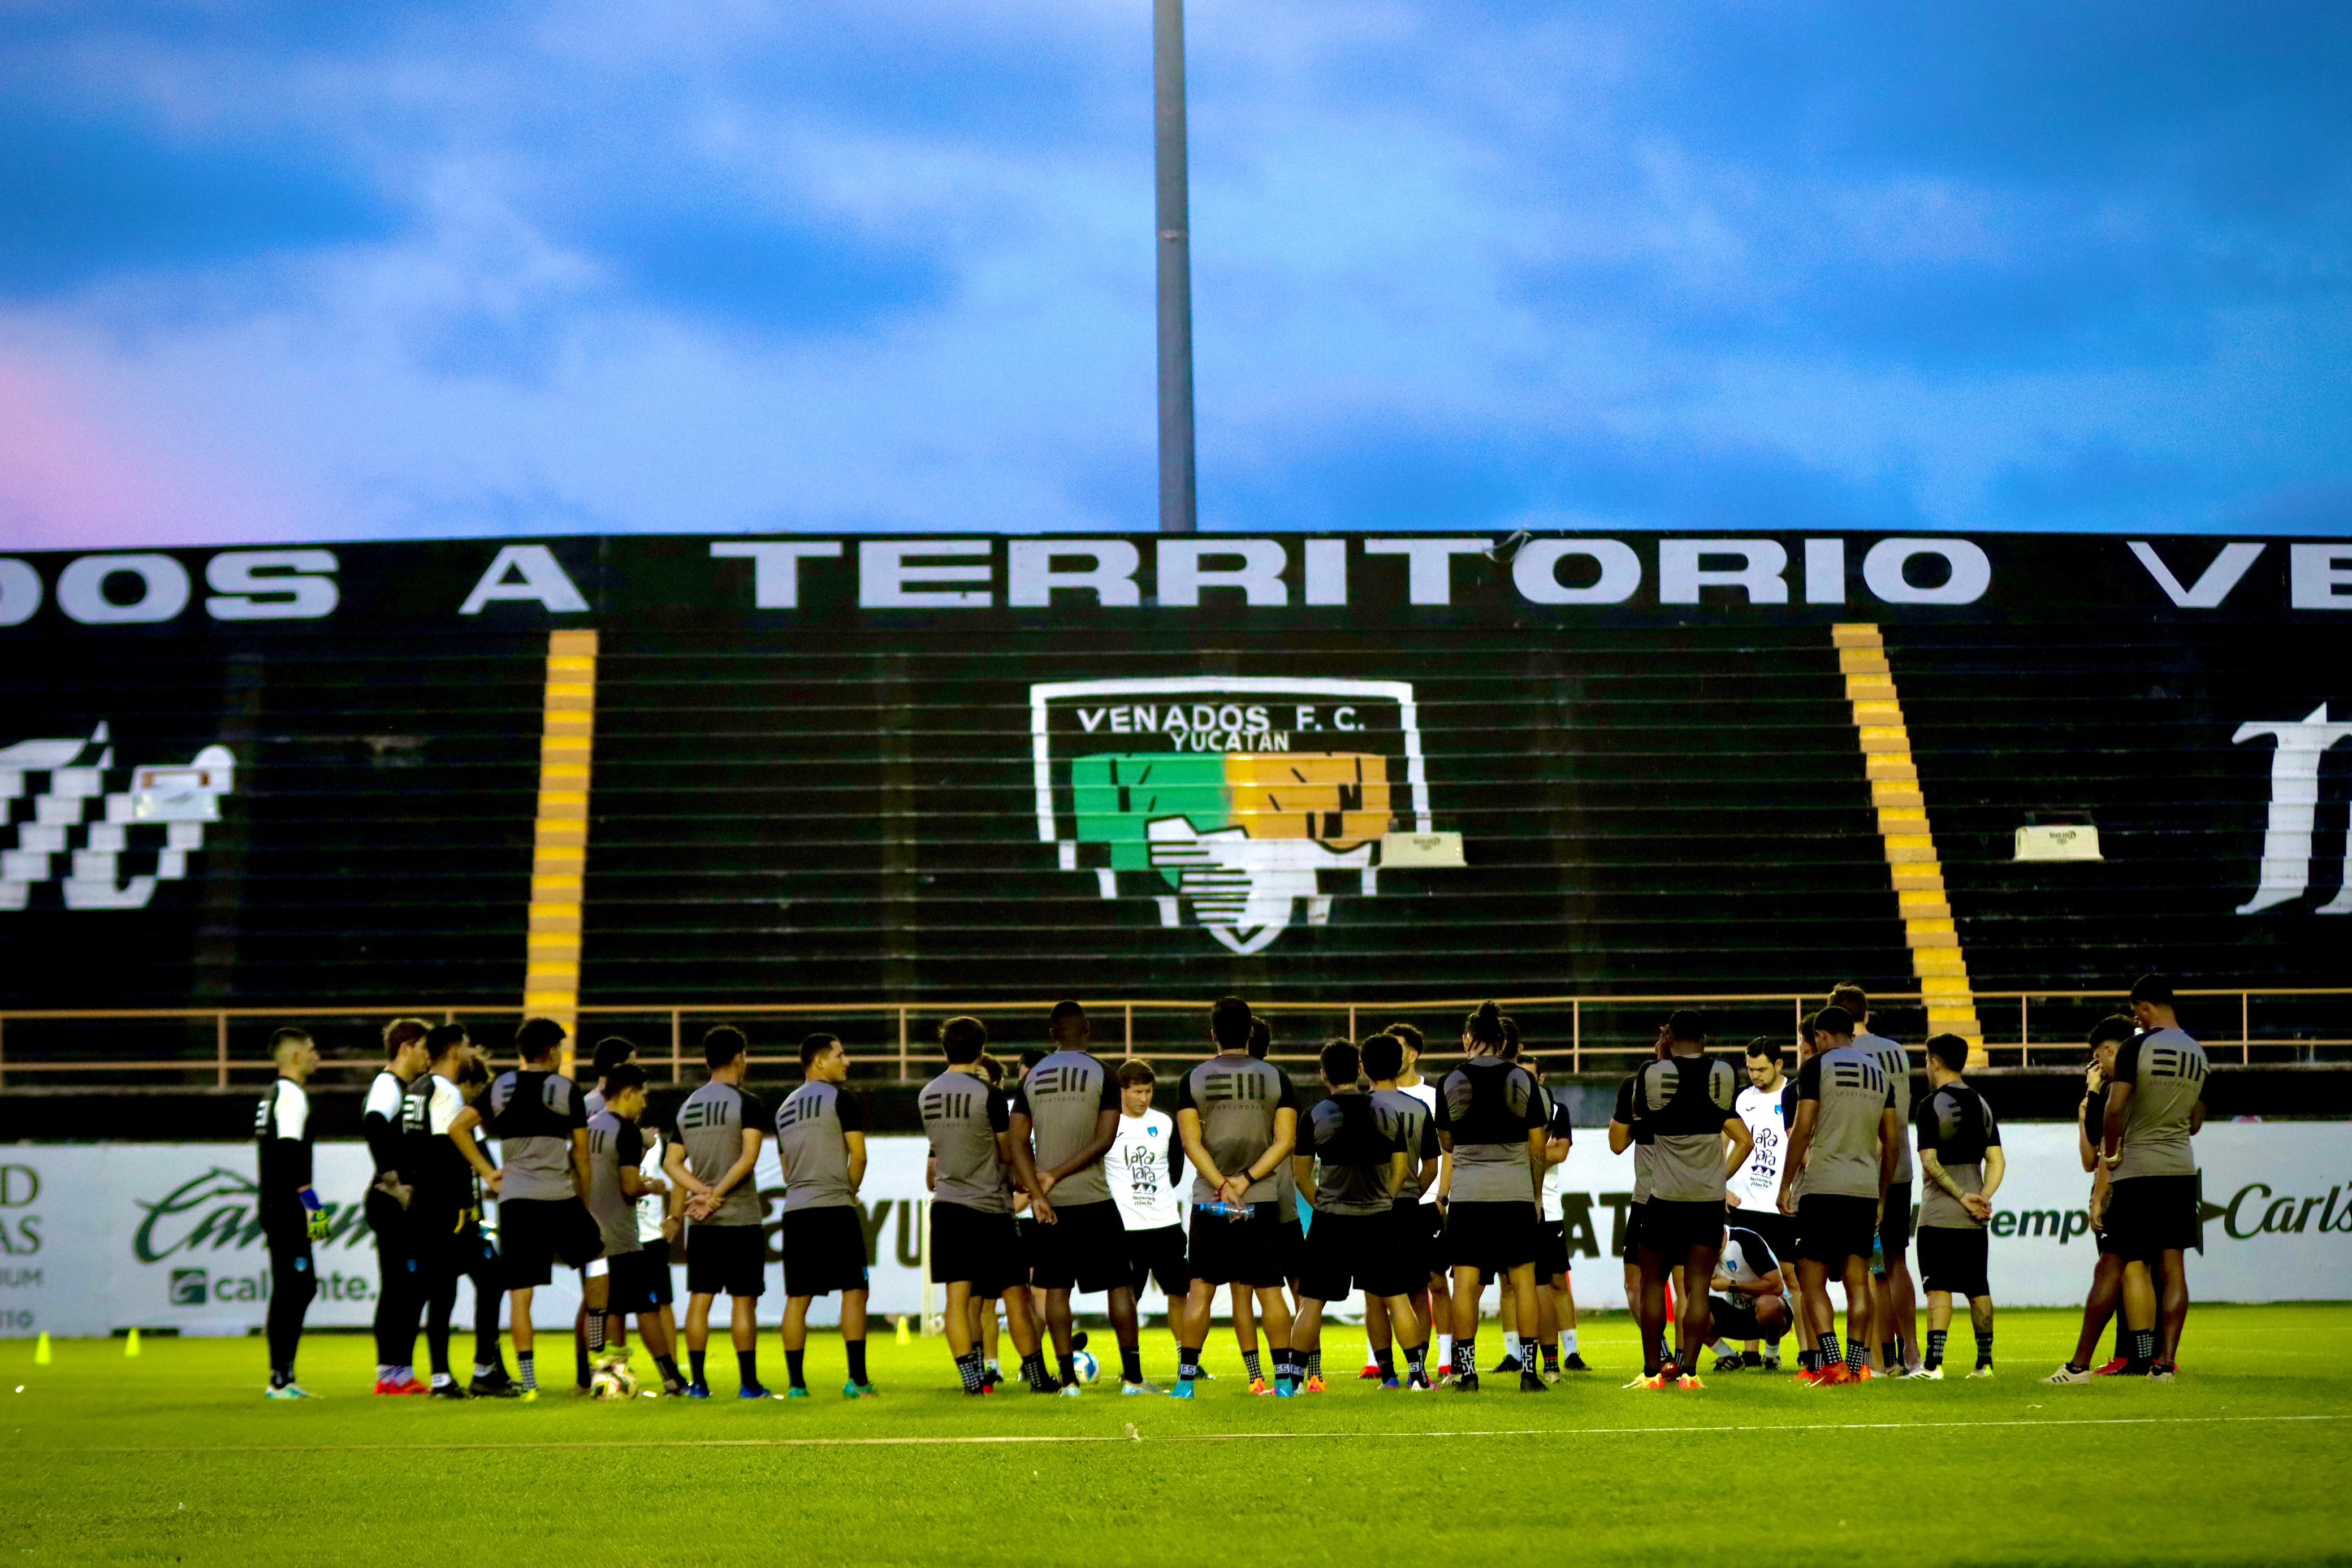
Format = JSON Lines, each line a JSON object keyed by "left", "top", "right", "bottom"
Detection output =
{"left": 0, "top": 1124, "right": 2345, "bottom": 1337}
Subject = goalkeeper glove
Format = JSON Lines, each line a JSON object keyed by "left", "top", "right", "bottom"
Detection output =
{"left": 301, "top": 1188, "right": 331, "bottom": 1241}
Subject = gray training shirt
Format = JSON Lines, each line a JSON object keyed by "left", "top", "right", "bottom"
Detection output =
{"left": 1175, "top": 1054, "right": 1300, "bottom": 1205}
{"left": 1370, "top": 1088, "right": 1439, "bottom": 1201}
{"left": 1303, "top": 1093, "right": 1401, "bottom": 1216}
{"left": 485, "top": 1069, "right": 586, "bottom": 1202}
{"left": 1010, "top": 1049, "right": 1121, "bottom": 1206}
{"left": 2112, "top": 1026, "right": 2207, "bottom": 1180}
{"left": 920, "top": 1068, "right": 1011, "bottom": 1212}
{"left": 1629, "top": 1054, "right": 1741, "bottom": 1203}
{"left": 1433, "top": 1056, "right": 1546, "bottom": 1203}
{"left": 585, "top": 1109, "right": 645, "bottom": 1255}
{"left": 1797, "top": 1045, "right": 1895, "bottom": 1201}
{"left": 1914, "top": 1081, "right": 2000, "bottom": 1231}
{"left": 676, "top": 1080, "right": 768, "bottom": 1225}
{"left": 773, "top": 1079, "right": 864, "bottom": 1212}
{"left": 1854, "top": 1029, "right": 1916, "bottom": 1181}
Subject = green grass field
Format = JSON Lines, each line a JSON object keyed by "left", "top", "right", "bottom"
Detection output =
{"left": 3, "top": 1306, "right": 2345, "bottom": 1566}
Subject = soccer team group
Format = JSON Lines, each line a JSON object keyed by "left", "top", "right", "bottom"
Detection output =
{"left": 248, "top": 976, "right": 2208, "bottom": 1401}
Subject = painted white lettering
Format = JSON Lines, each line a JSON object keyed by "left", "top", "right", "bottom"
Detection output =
{"left": 1364, "top": 538, "right": 1488, "bottom": 605}
{"left": 1334, "top": 707, "right": 1360, "bottom": 731}
{"left": 1156, "top": 540, "right": 1288, "bottom": 606}
{"left": 205, "top": 550, "right": 339, "bottom": 621}
{"left": 0, "top": 560, "right": 41, "bottom": 627}
{"left": 1303, "top": 538, "right": 1348, "bottom": 605}
{"left": 1007, "top": 540, "right": 1141, "bottom": 607}
{"left": 711, "top": 541, "right": 841, "bottom": 608}
{"left": 1659, "top": 539, "right": 1789, "bottom": 605}
{"left": 1804, "top": 539, "right": 1846, "bottom": 604}
{"left": 859, "top": 540, "right": 992, "bottom": 609}
{"left": 58, "top": 554, "right": 192, "bottom": 625}
{"left": 2233, "top": 704, "right": 2352, "bottom": 915}
{"left": 1862, "top": 538, "right": 1991, "bottom": 605}
{"left": 1512, "top": 540, "right": 1641, "bottom": 604}
{"left": 1078, "top": 709, "right": 1106, "bottom": 733}
{"left": 2129, "top": 541, "right": 2263, "bottom": 609}
{"left": 1296, "top": 706, "right": 1318, "bottom": 731}
{"left": 458, "top": 545, "right": 589, "bottom": 615}
{"left": 2289, "top": 545, "right": 2352, "bottom": 609}
{"left": 1111, "top": 709, "right": 1132, "bottom": 733}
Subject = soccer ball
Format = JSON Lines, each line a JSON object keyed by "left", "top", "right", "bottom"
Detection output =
{"left": 590, "top": 1363, "right": 638, "bottom": 1401}
{"left": 1071, "top": 1349, "right": 1100, "bottom": 1384}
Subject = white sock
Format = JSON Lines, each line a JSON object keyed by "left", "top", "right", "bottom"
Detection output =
{"left": 1437, "top": 1335, "right": 1452, "bottom": 1359}
{"left": 431, "top": 1371, "right": 452, "bottom": 1388}
{"left": 1508, "top": 1333, "right": 1525, "bottom": 1361}
{"left": 473, "top": 1363, "right": 495, "bottom": 1379}
{"left": 1562, "top": 1329, "right": 1579, "bottom": 1355}
{"left": 376, "top": 1365, "right": 391, "bottom": 1380}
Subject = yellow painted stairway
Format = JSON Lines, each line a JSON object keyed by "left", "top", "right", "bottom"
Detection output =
{"left": 1833, "top": 623, "right": 1984, "bottom": 1056}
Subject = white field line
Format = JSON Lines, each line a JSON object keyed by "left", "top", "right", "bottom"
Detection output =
{"left": 38, "top": 1411, "right": 2348, "bottom": 1456}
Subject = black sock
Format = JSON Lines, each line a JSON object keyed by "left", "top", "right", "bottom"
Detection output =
{"left": 1925, "top": 1329, "right": 1947, "bottom": 1370}
{"left": 1974, "top": 1328, "right": 1994, "bottom": 1367}
{"left": 1454, "top": 1337, "right": 1476, "bottom": 1378}
{"left": 1120, "top": 1344, "right": 1144, "bottom": 1384}
{"left": 587, "top": 1313, "right": 605, "bottom": 1355}
{"left": 2131, "top": 1328, "right": 2156, "bottom": 1366}
{"left": 1817, "top": 1332, "right": 1841, "bottom": 1372}
{"left": 1178, "top": 1344, "right": 1202, "bottom": 1381}
{"left": 1404, "top": 1343, "right": 1429, "bottom": 1379}
{"left": 1847, "top": 1336, "right": 1869, "bottom": 1375}
{"left": 575, "top": 1337, "right": 591, "bottom": 1389}
{"left": 956, "top": 1350, "right": 984, "bottom": 1392}
{"left": 1021, "top": 1350, "right": 1053, "bottom": 1391}
{"left": 1541, "top": 1342, "right": 1559, "bottom": 1372}
{"left": 846, "top": 1340, "right": 868, "bottom": 1387}
{"left": 1881, "top": 1340, "right": 1899, "bottom": 1370}
{"left": 737, "top": 1349, "right": 759, "bottom": 1391}
{"left": 1240, "top": 1349, "right": 1263, "bottom": 1383}
{"left": 1800, "top": 1348, "right": 1817, "bottom": 1372}
{"left": 1373, "top": 1345, "right": 1396, "bottom": 1378}
{"left": 655, "top": 1354, "right": 682, "bottom": 1387}
{"left": 786, "top": 1349, "right": 807, "bottom": 1391}
{"left": 517, "top": 1350, "right": 537, "bottom": 1391}
{"left": 1308, "top": 1349, "right": 1322, "bottom": 1381}
{"left": 1057, "top": 1352, "right": 1076, "bottom": 1387}
{"left": 689, "top": 1350, "right": 706, "bottom": 1387}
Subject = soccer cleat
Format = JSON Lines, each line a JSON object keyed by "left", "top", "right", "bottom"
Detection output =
{"left": 1273, "top": 1380, "right": 1298, "bottom": 1399}
{"left": 2148, "top": 1362, "right": 2177, "bottom": 1383}
{"left": 1910, "top": 1365, "right": 1944, "bottom": 1380}
{"left": 468, "top": 1371, "right": 520, "bottom": 1399}
{"left": 784, "top": 1387, "right": 811, "bottom": 1400}
{"left": 740, "top": 1383, "right": 773, "bottom": 1400}
{"left": 1793, "top": 1367, "right": 1824, "bottom": 1387}
{"left": 1629, "top": 1372, "right": 1670, "bottom": 1391}
{"left": 1854, "top": 1366, "right": 1878, "bottom": 1381}
{"left": 683, "top": 1381, "right": 712, "bottom": 1399}
{"left": 1711, "top": 1353, "right": 1743, "bottom": 1374}
{"left": 427, "top": 1383, "right": 468, "bottom": 1400}
{"left": 845, "top": 1382, "right": 879, "bottom": 1399}
{"left": 1120, "top": 1380, "right": 1162, "bottom": 1397}
{"left": 1761, "top": 1353, "right": 1782, "bottom": 1372}
{"left": 1742, "top": 1351, "right": 1765, "bottom": 1369}
{"left": 1057, "top": 1383, "right": 1083, "bottom": 1398}
{"left": 2091, "top": 1357, "right": 2136, "bottom": 1377}
{"left": 375, "top": 1374, "right": 429, "bottom": 1396}
{"left": 1621, "top": 1371, "right": 1655, "bottom": 1389}
{"left": 1562, "top": 1354, "right": 1590, "bottom": 1372}
{"left": 1814, "top": 1364, "right": 1857, "bottom": 1387}
{"left": 965, "top": 1384, "right": 994, "bottom": 1397}
{"left": 1359, "top": 1363, "right": 1384, "bottom": 1381}
{"left": 1407, "top": 1372, "right": 1434, "bottom": 1392}
{"left": 1378, "top": 1376, "right": 1401, "bottom": 1389}
{"left": 2043, "top": 1365, "right": 2094, "bottom": 1384}
{"left": 1490, "top": 1354, "right": 1524, "bottom": 1376}
{"left": 1675, "top": 1374, "right": 1705, "bottom": 1391}
{"left": 1539, "top": 1368, "right": 1560, "bottom": 1385}
{"left": 1520, "top": 1370, "right": 1549, "bottom": 1393}
{"left": 1303, "top": 1375, "right": 1326, "bottom": 1394}
{"left": 263, "top": 1382, "right": 317, "bottom": 1400}
{"left": 1248, "top": 1377, "right": 1273, "bottom": 1397}
{"left": 1167, "top": 1379, "right": 1196, "bottom": 1400}
{"left": 1968, "top": 1365, "right": 1995, "bottom": 1379}
{"left": 979, "top": 1368, "right": 1001, "bottom": 1392}
{"left": 1454, "top": 1372, "right": 1481, "bottom": 1393}
{"left": 516, "top": 1388, "right": 539, "bottom": 1402}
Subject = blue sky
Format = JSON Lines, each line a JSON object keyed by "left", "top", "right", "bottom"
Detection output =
{"left": 0, "top": 0, "right": 2346, "bottom": 547}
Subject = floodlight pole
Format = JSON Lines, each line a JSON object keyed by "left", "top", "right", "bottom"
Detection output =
{"left": 1153, "top": 0, "right": 1197, "bottom": 534}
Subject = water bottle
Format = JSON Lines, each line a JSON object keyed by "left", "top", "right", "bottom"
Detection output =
{"left": 1199, "top": 1201, "right": 1249, "bottom": 1223}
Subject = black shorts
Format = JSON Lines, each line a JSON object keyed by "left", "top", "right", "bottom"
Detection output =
{"left": 499, "top": 1197, "right": 603, "bottom": 1289}
{"left": 1707, "top": 1292, "right": 1762, "bottom": 1341}
{"left": 782, "top": 1205, "right": 868, "bottom": 1298}
{"left": 1445, "top": 1199, "right": 1540, "bottom": 1274}
{"left": 1300, "top": 1210, "right": 1417, "bottom": 1302}
{"left": 1618, "top": 1201, "right": 1648, "bottom": 1262}
{"left": 1394, "top": 1201, "right": 1442, "bottom": 1281}
{"left": 1799, "top": 1193, "right": 1879, "bottom": 1267}
{"left": 685, "top": 1221, "right": 768, "bottom": 1299}
{"left": 365, "top": 1187, "right": 417, "bottom": 1265}
{"left": 1917, "top": 1225, "right": 1990, "bottom": 1298}
{"left": 1124, "top": 1223, "right": 1192, "bottom": 1298}
{"left": 1880, "top": 1180, "right": 1916, "bottom": 1255}
{"left": 1536, "top": 1219, "right": 1571, "bottom": 1279}
{"left": 1641, "top": 1198, "right": 1727, "bottom": 1259}
{"left": 1012, "top": 1215, "right": 1039, "bottom": 1285}
{"left": 932, "top": 1202, "right": 1024, "bottom": 1297}
{"left": 1028, "top": 1200, "right": 1129, "bottom": 1293}
{"left": 607, "top": 1241, "right": 675, "bottom": 1315}
{"left": 1281, "top": 1219, "right": 1307, "bottom": 1284}
{"left": 2104, "top": 1175, "right": 2198, "bottom": 1261}
{"left": 1733, "top": 1205, "right": 1798, "bottom": 1267}
{"left": 1187, "top": 1203, "right": 1286, "bottom": 1288}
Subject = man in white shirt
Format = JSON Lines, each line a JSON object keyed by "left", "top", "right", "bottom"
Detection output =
{"left": 1108, "top": 1059, "right": 1186, "bottom": 1392}
{"left": 1365, "top": 1022, "right": 1451, "bottom": 1375}
{"left": 1728, "top": 1038, "right": 1800, "bottom": 1367}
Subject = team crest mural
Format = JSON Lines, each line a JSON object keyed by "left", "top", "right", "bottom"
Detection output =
{"left": 1028, "top": 677, "right": 1459, "bottom": 955}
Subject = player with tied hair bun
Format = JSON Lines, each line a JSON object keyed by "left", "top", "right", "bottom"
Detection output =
{"left": 1433, "top": 1002, "right": 1550, "bottom": 1392}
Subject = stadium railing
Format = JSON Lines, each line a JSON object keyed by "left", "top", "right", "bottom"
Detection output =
{"left": 0, "top": 988, "right": 2346, "bottom": 1088}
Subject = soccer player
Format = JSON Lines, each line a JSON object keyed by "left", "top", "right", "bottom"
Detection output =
{"left": 924, "top": 1016, "right": 1056, "bottom": 1394}
{"left": 2049, "top": 1018, "right": 2136, "bottom": 1383}
{"left": 1780, "top": 1006, "right": 1899, "bottom": 1387}
{"left": 256, "top": 1025, "right": 328, "bottom": 1398}
{"left": 363, "top": 1017, "right": 432, "bottom": 1396}
{"left": 1834, "top": 984, "right": 1920, "bottom": 1374}
{"left": 1288, "top": 1038, "right": 1425, "bottom": 1393}
{"left": 2100, "top": 976, "right": 2207, "bottom": 1380}
{"left": 774, "top": 1032, "right": 875, "bottom": 1397}
{"left": 1701, "top": 1221, "right": 1792, "bottom": 1368}
{"left": 1528, "top": 1051, "right": 1586, "bottom": 1378}
{"left": 1171, "top": 996, "right": 1300, "bottom": 1398}
{"left": 405, "top": 1024, "right": 509, "bottom": 1397}
{"left": 586, "top": 1063, "right": 684, "bottom": 1393}
{"left": 1434, "top": 1001, "right": 1548, "bottom": 1393}
{"left": 667, "top": 1025, "right": 769, "bottom": 1398}
{"left": 1626, "top": 1011, "right": 1752, "bottom": 1389}
{"left": 1011, "top": 1002, "right": 1142, "bottom": 1393}
{"left": 1365, "top": 1031, "right": 1442, "bottom": 1388}
{"left": 1728, "top": 1038, "right": 1800, "bottom": 1368}
{"left": 1107, "top": 1059, "right": 1188, "bottom": 1374}
{"left": 1913, "top": 1032, "right": 2004, "bottom": 1378}
{"left": 460, "top": 1017, "right": 602, "bottom": 1399}
{"left": 1607, "top": 1031, "right": 1668, "bottom": 1385}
